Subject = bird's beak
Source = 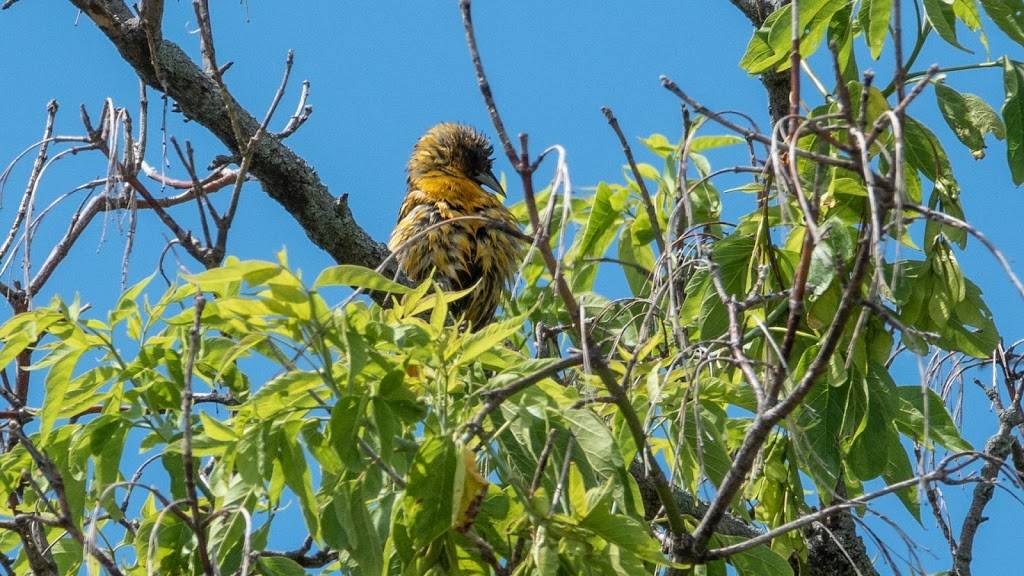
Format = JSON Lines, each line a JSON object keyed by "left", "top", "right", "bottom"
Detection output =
{"left": 475, "top": 170, "right": 505, "bottom": 197}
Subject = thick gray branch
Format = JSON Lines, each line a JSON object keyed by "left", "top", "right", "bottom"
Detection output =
{"left": 724, "top": 3, "right": 876, "bottom": 575}
{"left": 67, "top": 0, "right": 392, "bottom": 273}
{"left": 953, "top": 405, "right": 1023, "bottom": 575}
{"left": 629, "top": 459, "right": 760, "bottom": 540}
{"left": 729, "top": 0, "right": 776, "bottom": 26}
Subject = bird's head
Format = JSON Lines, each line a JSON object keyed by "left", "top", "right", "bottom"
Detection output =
{"left": 407, "top": 123, "right": 505, "bottom": 197}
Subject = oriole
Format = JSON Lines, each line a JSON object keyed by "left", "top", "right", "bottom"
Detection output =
{"left": 389, "top": 123, "right": 521, "bottom": 328}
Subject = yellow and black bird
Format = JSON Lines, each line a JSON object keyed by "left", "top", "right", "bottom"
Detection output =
{"left": 389, "top": 123, "right": 521, "bottom": 328}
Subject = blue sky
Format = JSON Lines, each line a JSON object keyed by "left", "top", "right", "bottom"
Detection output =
{"left": 1, "top": 1, "right": 1023, "bottom": 573}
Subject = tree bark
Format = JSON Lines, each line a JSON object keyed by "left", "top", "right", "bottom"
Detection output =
{"left": 68, "top": 0, "right": 393, "bottom": 275}
{"left": 728, "top": 2, "right": 879, "bottom": 574}
{"left": 65, "top": 2, "right": 883, "bottom": 573}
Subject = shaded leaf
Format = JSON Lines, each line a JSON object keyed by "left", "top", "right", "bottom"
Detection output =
{"left": 980, "top": 0, "right": 1024, "bottom": 46}
{"left": 404, "top": 436, "right": 458, "bottom": 545}
{"left": 893, "top": 386, "right": 972, "bottom": 451}
{"left": 924, "top": 0, "right": 972, "bottom": 51}
{"left": 1003, "top": 59, "right": 1024, "bottom": 184}
{"left": 936, "top": 83, "right": 1003, "bottom": 157}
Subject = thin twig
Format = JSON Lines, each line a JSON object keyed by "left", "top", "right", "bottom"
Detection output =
{"left": 459, "top": 0, "right": 517, "bottom": 166}
{"left": 904, "top": 203, "right": 1024, "bottom": 301}
{"left": 180, "top": 294, "right": 216, "bottom": 576}
{"left": 276, "top": 80, "right": 313, "bottom": 139}
{"left": 462, "top": 354, "right": 583, "bottom": 443}
{"left": 601, "top": 107, "right": 665, "bottom": 252}
{"left": 704, "top": 454, "right": 973, "bottom": 559}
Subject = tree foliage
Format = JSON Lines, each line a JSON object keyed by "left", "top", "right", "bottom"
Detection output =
{"left": 1, "top": 0, "right": 1024, "bottom": 575}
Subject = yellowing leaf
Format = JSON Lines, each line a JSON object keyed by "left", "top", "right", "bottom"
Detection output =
{"left": 453, "top": 445, "right": 489, "bottom": 532}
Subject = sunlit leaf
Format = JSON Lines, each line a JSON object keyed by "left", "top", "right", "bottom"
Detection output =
{"left": 40, "top": 348, "right": 85, "bottom": 443}
{"left": 689, "top": 134, "right": 746, "bottom": 152}
{"left": 859, "top": 0, "right": 893, "bottom": 59}
{"left": 314, "top": 264, "right": 411, "bottom": 294}
{"left": 740, "top": 0, "right": 848, "bottom": 74}
{"left": 617, "top": 226, "right": 654, "bottom": 297}
{"left": 257, "top": 557, "right": 307, "bottom": 576}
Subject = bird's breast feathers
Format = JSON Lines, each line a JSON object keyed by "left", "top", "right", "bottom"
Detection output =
{"left": 388, "top": 174, "right": 521, "bottom": 327}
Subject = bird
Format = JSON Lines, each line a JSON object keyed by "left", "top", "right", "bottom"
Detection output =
{"left": 389, "top": 123, "right": 522, "bottom": 329}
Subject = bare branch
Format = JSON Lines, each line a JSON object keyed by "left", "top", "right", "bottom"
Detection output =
{"left": 0, "top": 100, "right": 58, "bottom": 281}
{"left": 705, "top": 454, "right": 973, "bottom": 559}
{"left": 601, "top": 106, "right": 665, "bottom": 253}
{"left": 954, "top": 393, "right": 1024, "bottom": 574}
{"left": 276, "top": 80, "right": 313, "bottom": 139}
{"left": 462, "top": 354, "right": 583, "bottom": 443}
{"left": 459, "top": 0, "right": 517, "bottom": 166}
{"left": 68, "top": 0, "right": 393, "bottom": 275}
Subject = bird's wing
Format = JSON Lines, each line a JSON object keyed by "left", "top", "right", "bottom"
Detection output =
{"left": 396, "top": 190, "right": 426, "bottom": 222}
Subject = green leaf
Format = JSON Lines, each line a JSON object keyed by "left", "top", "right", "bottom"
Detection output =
{"left": 689, "top": 135, "right": 746, "bottom": 152}
{"left": 1003, "top": 59, "right": 1024, "bottom": 184}
{"left": 904, "top": 117, "right": 959, "bottom": 196}
{"left": 729, "top": 542, "right": 794, "bottom": 576}
{"left": 829, "top": 2, "right": 859, "bottom": 81}
{"left": 882, "top": 432, "right": 922, "bottom": 521}
{"left": 314, "top": 264, "right": 411, "bottom": 294}
{"left": 846, "top": 81, "right": 891, "bottom": 135}
{"left": 256, "top": 556, "right": 307, "bottom": 576}
{"left": 451, "top": 312, "right": 528, "bottom": 366}
{"left": 980, "top": 0, "right": 1024, "bottom": 46}
{"left": 110, "top": 272, "right": 154, "bottom": 327}
{"left": 579, "top": 485, "right": 665, "bottom": 564}
{"left": 333, "top": 481, "right": 384, "bottom": 575}
{"left": 860, "top": 0, "right": 893, "bottom": 59}
{"left": 712, "top": 233, "right": 756, "bottom": 298}
{"left": 276, "top": 424, "right": 319, "bottom": 536}
{"left": 677, "top": 406, "right": 733, "bottom": 490}
{"left": 846, "top": 366, "right": 898, "bottom": 481}
{"left": 739, "top": 0, "right": 848, "bottom": 74}
{"left": 404, "top": 436, "right": 458, "bottom": 545}
{"left": 567, "top": 464, "right": 588, "bottom": 516}
{"left": 572, "top": 182, "right": 622, "bottom": 291}
{"left": 563, "top": 409, "right": 624, "bottom": 482}
{"left": 954, "top": 0, "right": 984, "bottom": 30}
{"left": 936, "top": 83, "right": 1003, "bottom": 158}
{"left": 0, "top": 332, "right": 30, "bottom": 375}
{"left": 807, "top": 238, "right": 836, "bottom": 297}
{"left": 576, "top": 182, "right": 620, "bottom": 259}
{"left": 40, "top": 348, "right": 86, "bottom": 444}
{"left": 634, "top": 162, "right": 661, "bottom": 182}
{"left": 329, "top": 396, "right": 365, "bottom": 470}
{"left": 924, "top": 0, "right": 972, "bottom": 51}
{"left": 893, "top": 386, "right": 972, "bottom": 451}
{"left": 617, "top": 226, "right": 654, "bottom": 297}
{"left": 964, "top": 93, "right": 1006, "bottom": 140}
{"left": 185, "top": 260, "right": 280, "bottom": 291}
{"left": 0, "top": 308, "right": 63, "bottom": 341}
{"left": 199, "top": 412, "right": 238, "bottom": 442}
{"left": 247, "top": 370, "right": 323, "bottom": 419}
{"left": 640, "top": 133, "right": 675, "bottom": 158}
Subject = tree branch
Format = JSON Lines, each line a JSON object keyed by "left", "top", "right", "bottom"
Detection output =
{"left": 67, "top": 0, "right": 393, "bottom": 275}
